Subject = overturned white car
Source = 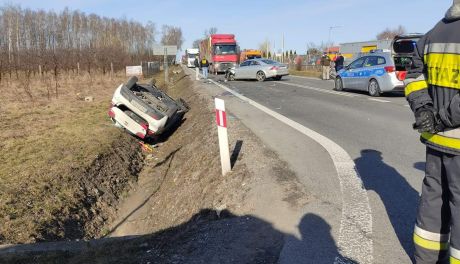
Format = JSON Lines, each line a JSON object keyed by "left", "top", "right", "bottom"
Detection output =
{"left": 108, "top": 76, "right": 189, "bottom": 140}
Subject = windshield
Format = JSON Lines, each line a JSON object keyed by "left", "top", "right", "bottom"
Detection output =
{"left": 188, "top": 53, "right": 197, "bottom": 58}
{"left": 261, "top": 59, "right": 278, "bottom": 65}
{"left": 214, "top": 45, "right": 237, "bottom": 55}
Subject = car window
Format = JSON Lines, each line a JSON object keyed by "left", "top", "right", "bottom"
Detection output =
{"left": 240, "top": 61, "right": 250, "bottom": 67}
{"left": 377, "top": 57, "right": 386, "bottom": 65}
{"left": 251, "top": 61, "right": 260, "bottom": 66}
{"left": 261, "top": 59, "right": 278, "bottom": 65}
{"left": 364, "top": 56, "right": 379, "bottom": 67}
{"left": 349, "top": 57, "right": 365, "bottom": 69}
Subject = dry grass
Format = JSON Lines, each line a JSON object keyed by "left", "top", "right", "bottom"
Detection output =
{"left": 289, "top": 69, "right": 321, "bottom": 79}
{"left": 0, "top": 72, "right": 148, "bottom": 243}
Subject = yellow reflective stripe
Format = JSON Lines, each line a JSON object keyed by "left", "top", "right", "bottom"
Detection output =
{"left": 405, "top": 80, "right": 428, "bottom": 96}
{"left": 451, "top": 256, "right": 460, "bottom": 264}
{"left": 425, "top": 53, "right": 460, "bottom": 89}
{"left": 414, "top": 234, "right": 449, "bottom": 251}
{"left": 422, "top": 132, "right": 460, "bottom": 150}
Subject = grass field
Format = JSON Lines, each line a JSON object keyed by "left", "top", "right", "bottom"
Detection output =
{"left": 0, "top": 72, "right": 144, "bottom": 243}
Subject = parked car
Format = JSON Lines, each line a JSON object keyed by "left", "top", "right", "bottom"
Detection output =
{"left": 334, "top": 33, "right": 423, "bottom": 97}
{"left": 334, "top": 51, "right": 406, "bottom": 96}
{"left": 108, "top": 76, "right": 189, "bottom": 140}
{"left": 225, "top": 58, "right": 289, "bottom": 82}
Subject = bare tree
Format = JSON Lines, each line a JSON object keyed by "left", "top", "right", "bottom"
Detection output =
{"left": 376, "top": 25, "right": 406, "bottom": 40}
{"left": 161, "top": 25, "right": 184, "bottom": 50}
{"left": 204, "top": 27, "right": 218, "bottom": 38}
{"left": 192, "top": 39, "right": 201, "bottom": 49}
{"left": 0, "top": 5, "right": 159, "bottom": 82}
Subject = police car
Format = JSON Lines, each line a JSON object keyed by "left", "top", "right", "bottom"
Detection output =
{"left": 334, "top": 51, "right": 406, "bottom": 96}
{"left": 335, "top": 34, "right": 423, "bottom": 97}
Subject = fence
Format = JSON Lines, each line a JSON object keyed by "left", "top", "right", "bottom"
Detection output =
{"left": 141, "top": 61, "right": 161, "bottom": 78}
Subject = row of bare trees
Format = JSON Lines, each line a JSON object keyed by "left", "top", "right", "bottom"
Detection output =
{"left": 0, "top": 5, "right": 162, "bottom": 81}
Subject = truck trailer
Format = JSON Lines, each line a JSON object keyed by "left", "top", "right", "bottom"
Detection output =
{"left": 200, "top": 34, "right": 239, "bottom": 74}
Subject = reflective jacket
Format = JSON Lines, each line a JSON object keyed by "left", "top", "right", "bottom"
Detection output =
{"left": 405, "top": 12, "right": 460, "bottom": 155}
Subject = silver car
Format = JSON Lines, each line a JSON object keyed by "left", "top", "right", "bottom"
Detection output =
{"left": 226, "top": 59, "right": 289, "bottom": 81}
{"left": 334, "top": 52, "right": 406, "bottom": 96}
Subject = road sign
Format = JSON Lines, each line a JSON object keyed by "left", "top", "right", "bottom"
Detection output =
{"left": 126, "top": 66, "right": 142, "bottom": 76}
{"left": 152, "top": 45, "right": 178, "bottom": 56}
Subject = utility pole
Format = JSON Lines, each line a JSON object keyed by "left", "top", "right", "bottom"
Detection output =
{"left": 282, "top": 34, "right": 285, "bottom": 63}
{"left": 327, "top": 25, "right": 342, "bottom": 50}
{"left": 164, "top": 46, "right": 168, "bottom": 84}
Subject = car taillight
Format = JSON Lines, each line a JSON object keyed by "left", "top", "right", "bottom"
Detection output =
{"left": 270, "top": 66, "right": 279, "bottom": 70}
{"left": 147, "top": 130, "right": 155, "bottom": 135}
{"left": 108, "top": 109, "right": 115, "bottom": 118}
{"left": 140, "top": 123, "right": 148, "bottom": 130}
{"left": 384, "top": 66, "right": 395, "bottom": 73}
{"left": 396, "top": 71, "right": 407, "bottom": 81}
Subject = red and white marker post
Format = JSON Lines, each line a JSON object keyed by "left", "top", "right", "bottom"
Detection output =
{"left": 215, "top": 98, "right": 231, "bottom": 176}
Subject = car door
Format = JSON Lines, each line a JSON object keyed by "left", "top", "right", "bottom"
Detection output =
{"left": 235, "top": 60, "right": 251, "bottom": 79}
{"left": 341, "top": 57, "right": 366, "bottom": 89}
{"left": 248, "top": 60, "right": 262, "bottom": 79}
{"left": 358, "top": 56, "right": 379, "bottom": 90}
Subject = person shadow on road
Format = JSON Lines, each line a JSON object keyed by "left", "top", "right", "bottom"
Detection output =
{"left": 279, "top": 213, "right": 357, "bottom": 264}
{"left": 355, "top": 149, "right": 419, "bottom": 262}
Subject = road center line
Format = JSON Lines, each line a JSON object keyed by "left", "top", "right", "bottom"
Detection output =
{"left": 206, "top": 77, "right": 373, "bottom": 264}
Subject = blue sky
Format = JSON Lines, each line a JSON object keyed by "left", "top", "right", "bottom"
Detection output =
{"left": 2, "top": 0, "right": 452, "bottom": 54}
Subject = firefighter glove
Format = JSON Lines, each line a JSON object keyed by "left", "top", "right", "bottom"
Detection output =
{"left": 413, "top": 107, "right": 437, "bottom": 133}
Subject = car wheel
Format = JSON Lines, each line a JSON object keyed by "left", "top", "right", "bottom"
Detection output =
{"left": 226, "top": 72, "right": 235, "bottom": 81}
{"left": 274, "top": 76, "right": 282, "bottom": 81}
{"left": 368, "top": 79, "right": 381, "bottom": 97}
{"left": 335, "top": 77, "right": 343, "bottom": 91}
{"left": 256, "top": 71, "right": 266, "bottom": 82}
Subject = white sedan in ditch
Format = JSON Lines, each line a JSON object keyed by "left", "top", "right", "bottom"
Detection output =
{"left": 225, "top": 59, "right": 289, "bottom": 81}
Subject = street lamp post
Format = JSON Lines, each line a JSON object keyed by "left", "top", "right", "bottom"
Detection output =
{"left": 327, "top": 25, "right": 342, "bottom": 49}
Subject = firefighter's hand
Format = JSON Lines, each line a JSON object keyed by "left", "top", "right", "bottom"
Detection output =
{"left": 413, "top": 109, "right": 437, "bottom": 133}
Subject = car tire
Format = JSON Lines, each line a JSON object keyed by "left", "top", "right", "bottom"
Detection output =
{"left": 335, "top": 77, "right": 343, "bottom": 91}
{"left": 256, "top": 71, "right": 266, "bottom": 82}
{"left": 273, "top": 76, "right": 282, "bottom": 81}
{"left": 226, "top": 72, "right": 235, "bottom": 81}
{"left": 368, "top": 79, "right": 381, "bottom": 97}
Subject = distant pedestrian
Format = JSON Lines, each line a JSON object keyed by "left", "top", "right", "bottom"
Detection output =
{"left": 200, "top": 57, "right": 210, "bottom": 80}
{"left": 194, "top": 55, "right": 200, "bottom": 80}
{"left": 320, "top": 53, "right": 331, "bottom": 80}
{"left": 335, "top": 53, "right": 345, "bottom": 72}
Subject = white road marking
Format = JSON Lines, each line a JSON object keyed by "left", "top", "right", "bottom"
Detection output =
{"left": 276, "top": 81, "right": 360, "bottom": 98}
{"left": 368, "top": 98, "right": 391, "bottom": 103}
{"left": 206, "top": 77, "right": 373, "bottom": 264}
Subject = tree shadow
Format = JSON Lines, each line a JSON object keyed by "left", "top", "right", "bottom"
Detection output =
{"left": 355, "top": 149, "right": 418, "bottom": 261}
{"left": 0, "top": 211, "right": 354, "bottom": 264}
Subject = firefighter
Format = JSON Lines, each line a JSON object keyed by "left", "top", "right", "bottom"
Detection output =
{"left": 406, "top": 1, "right": 460, "bottom": 263}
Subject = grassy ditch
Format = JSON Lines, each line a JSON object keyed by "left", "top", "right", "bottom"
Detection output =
{"left": 0, "top": 73, "right": 144, "bottom": 244}
{"left": 289, "top": 69, "right": 321, "bottom": 78}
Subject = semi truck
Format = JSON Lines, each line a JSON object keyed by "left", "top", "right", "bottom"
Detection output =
{"left": 185, "top": 48, "right": 200, "bottom": 68}
{"left": 200, "top": 34, "right": 239, "bottom": 74}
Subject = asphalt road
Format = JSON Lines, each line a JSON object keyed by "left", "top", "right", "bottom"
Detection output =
{"left": 207, "top": 73, "right": 425, "bottom": 264}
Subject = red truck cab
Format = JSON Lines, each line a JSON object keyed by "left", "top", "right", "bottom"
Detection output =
{"left": 200, "top": 34, "right": 239, "bottom": 74}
